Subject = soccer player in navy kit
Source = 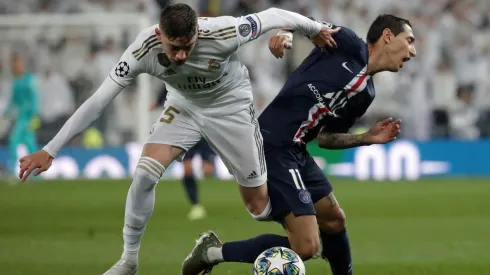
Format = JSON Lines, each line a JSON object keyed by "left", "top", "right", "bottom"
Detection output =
{"left": 183, "top": 14, "right": 416, "bottom": 275}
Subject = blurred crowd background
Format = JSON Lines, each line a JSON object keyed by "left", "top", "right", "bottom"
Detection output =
{"left": 1, "top": 0, "right": 490, "bottom": 149}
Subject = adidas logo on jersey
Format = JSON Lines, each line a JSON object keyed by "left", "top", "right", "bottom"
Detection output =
{"left": 247, "top": 171, "right": 258, "bottom": 179}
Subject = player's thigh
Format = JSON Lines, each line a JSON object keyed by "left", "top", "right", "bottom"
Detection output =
{"left": 201, "top": 104, "right": 266, "bottom": 188}
{"left": 282, "top": 212, "right": 320, "bottom": 261}
{"left": 145, "top": 100, "right": 202, "bottom": 167}
{"left": 301, "top": 155, "right": 346, "bottom": 232}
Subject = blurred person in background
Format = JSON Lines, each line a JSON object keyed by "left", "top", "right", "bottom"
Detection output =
{"left": 449, "top": 84, "right": 480, "bottom": 140}
{"left": 2, "top": 54, "right": 39, "bottom": 179}
{"left": 37, "top": 62, "right": 75, "bottom": 144}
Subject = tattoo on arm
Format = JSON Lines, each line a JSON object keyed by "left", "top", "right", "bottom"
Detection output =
{"left": 317, "top": 132, "right": 369, "bottom": 149}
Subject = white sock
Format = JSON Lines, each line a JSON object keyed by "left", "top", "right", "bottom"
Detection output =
{"left": 122, "top": 157, "right": 164, "bottom": 263}
{"left": 206, "top": 247, "right": 224, "bottom": 263}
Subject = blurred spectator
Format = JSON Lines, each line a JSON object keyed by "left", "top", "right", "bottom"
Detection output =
{"left": 449, "top": 85, "right": 480, "bottom": 140}
{"left": 37, "top": 63, "right": 75, "bottom": 144}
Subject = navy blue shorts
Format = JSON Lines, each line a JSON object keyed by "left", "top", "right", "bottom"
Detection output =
{"left": 184, "top": 139, "right": 216, "bottom": 163}
{"left": 266, "top": 144, "right": 333, "bottom": 222}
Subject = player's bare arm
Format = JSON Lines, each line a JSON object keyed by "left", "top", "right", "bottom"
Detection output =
{"left": 317, "top": 117, "right": 401, "bottom": 150}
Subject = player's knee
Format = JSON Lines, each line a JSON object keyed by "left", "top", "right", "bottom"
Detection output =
{"left": 134, "top": 157, "right": 165, "bottom": 187}
{"left": 142, "top": 143, "right": 182, "bottom": 168}
{"left": 248, "top": 198, "right": 272, "bottom": 221}
{"left": 290, "top": 236, "right": 321, "bottom": 261}
{"left": 318, "top": 208, "right": 346, "bottom": 233}
{"left": 240, "top": 184, "right": 270, "bottom": 219}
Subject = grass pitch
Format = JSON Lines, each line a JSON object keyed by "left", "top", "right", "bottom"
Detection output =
{"left": 1, "top": 178, "right": 490, "bottom": 274}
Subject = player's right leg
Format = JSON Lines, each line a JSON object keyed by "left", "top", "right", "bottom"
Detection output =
{"left": 200, "top": 104, "right": 270, "bottom": 220}
{"left": 104, "top": 100, "right": 201, "bottom": 275}
{"left": 181, "top": 146, "right": 321, "bottom": 275}
{"left": 304, "top": 155, "right": 352, "bottom": 275}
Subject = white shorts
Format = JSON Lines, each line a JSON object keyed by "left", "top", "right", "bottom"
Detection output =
{"left": 147, "top": 97, "right": 267, "bottom": 187}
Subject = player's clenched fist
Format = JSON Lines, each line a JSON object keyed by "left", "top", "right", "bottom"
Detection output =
{"left": 18, "top": 150, "right": 53, "bottom": 182}
{"left": 311, "top": 25, "right": 341, "bottom": 51}
{"left": 269, "top": 31, "right": 293, "bottom": 59}
{"left": 365, "top": 117, "right": 402, "bottom": 144}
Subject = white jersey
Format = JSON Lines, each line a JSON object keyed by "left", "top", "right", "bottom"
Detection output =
{"left": 43, "top": 8, "right": 322, "bottom": 157}
{"left": 110, "top": 16, "right": 261, "bottom": 109}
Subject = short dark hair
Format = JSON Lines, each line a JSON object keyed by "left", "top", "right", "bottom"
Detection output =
{"left": 366, "top": 14, "right": 412, "bottom": 44}
{"left": 159, "top": 3, "right": 197, "bottom": 40}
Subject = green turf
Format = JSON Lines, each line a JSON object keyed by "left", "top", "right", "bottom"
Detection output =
{"left": 1, "top": 178, "right": 490, "bottom": 274}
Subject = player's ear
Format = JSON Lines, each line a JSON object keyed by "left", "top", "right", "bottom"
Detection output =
{"left": 155, "top": 28, "right": 162, "bottom": 39}
{"left": 382, "top": 28, "right": 393, "bottom": 44}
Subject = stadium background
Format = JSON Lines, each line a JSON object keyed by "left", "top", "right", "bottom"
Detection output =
{"left": 1, "top": 0, "right": 490, "bottom": 274}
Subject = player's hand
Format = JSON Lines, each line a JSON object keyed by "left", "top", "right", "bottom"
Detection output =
{"left": 364, "top": 117, "right": 401, "bottom": 144}
{"left": 311, "top": 25, "right": 341, "bottom": 51}
{"left": 269, "top": 32, "right": 293, "bottom": 59}
{"left": 18, "top": 150, "right": 53, "bottom": 182}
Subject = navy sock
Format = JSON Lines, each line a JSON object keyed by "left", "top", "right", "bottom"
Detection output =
{"left": 183, "top": 176, "right": 198, "bottom": 205}
{"left": 222, "top": 234, "right": 290, "bottom": 263}
{"left": 321, "top": 228, "right": 353, "bottom": 275}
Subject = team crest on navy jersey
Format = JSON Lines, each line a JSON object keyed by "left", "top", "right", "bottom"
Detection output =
{"left": 208, "top": 59, "right": 220, "bottom": 71}
{"left": 299, "top": 189, "right": 312, "bottom": 204}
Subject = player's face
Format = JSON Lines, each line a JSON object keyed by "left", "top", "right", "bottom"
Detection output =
{"left": 384, "top": 24, "right": 416, "bottom": 72}
{"left": 156, "top": 28, "right": 197, "bottom": 65}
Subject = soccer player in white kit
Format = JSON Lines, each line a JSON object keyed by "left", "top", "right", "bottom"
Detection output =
{"left": 17, "top": 4, "right": 339, "bottom": 275}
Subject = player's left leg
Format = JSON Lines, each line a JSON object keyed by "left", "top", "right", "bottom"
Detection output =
{"left": 304, "top": 154, "right": 352, "bottom": 275}
{"left": 315, "top": 193, "right": 352, "bottom": 275}
{"left": 182, "top": 141, "right": 205, "bottom": 220}
{"left": 200, "top": 140, "right": 216, "bottom": 178}
{"left": 199, "top": 104, "right": 270, "bottom": 220}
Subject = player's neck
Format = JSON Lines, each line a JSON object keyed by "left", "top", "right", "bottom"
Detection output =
{"left": 366, "top": 44, "right": 386, "bottom": 75}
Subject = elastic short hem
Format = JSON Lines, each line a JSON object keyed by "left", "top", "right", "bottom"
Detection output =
{"left": 236, "top": 173, "right": 267, "bottom": 188}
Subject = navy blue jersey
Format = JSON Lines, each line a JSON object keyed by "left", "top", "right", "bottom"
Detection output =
{"left": 259, "top": 24, "right": 375, "bottom": 148}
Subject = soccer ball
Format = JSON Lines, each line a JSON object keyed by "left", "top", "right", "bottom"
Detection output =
{"left": 252, "top": 247, "right": 305, "bottom": 275}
